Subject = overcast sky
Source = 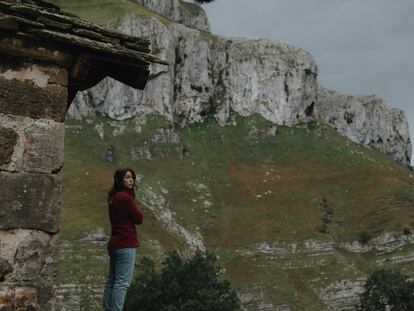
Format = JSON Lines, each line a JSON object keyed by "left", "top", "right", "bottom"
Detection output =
{"left": 201, "top": 0, "right": 414, "bottom": 164}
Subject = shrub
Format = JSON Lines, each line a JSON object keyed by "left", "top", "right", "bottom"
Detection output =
{"left": 307, "top": 120, "right": 318, "bottom": 130}
{"left": 195, "top": 0, "right": 215, "bottom": 3}
{"left": 358, "top": 232, "right": 371, "bottom": 245}
{"left": 125, "top": 250, "right": 240, "bottom": 311}
{"left": 358, "top": 269, "right": 414, "bottom": 310}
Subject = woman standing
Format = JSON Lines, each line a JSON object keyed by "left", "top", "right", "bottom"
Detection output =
{"left": 103, "top": 167, "right": 144, "bottom": 311}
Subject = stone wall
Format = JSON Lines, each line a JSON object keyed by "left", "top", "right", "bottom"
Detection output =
{"left": 0, "top": 38, "right": 69, "bottom": 311}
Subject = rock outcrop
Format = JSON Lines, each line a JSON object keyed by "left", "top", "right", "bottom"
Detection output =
{"left": 315, "top": 86, "right": 412, "bottom": 166}
{"left": 68, "top": 13, "right": 318, "bottom": 127}
{"left": 67, "top": 1, "right": 411, "bottom": 167}
{"left": 135, "top": 0, "right": 210, "bottom": 32}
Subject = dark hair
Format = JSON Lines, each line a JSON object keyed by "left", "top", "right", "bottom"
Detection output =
{"left": 107, "top": 167, "right": 137, "bottom": 203}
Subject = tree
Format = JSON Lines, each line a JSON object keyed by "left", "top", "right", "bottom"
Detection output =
{"left": 195, "top": 0, "right": 215, "bottom": 4}
{"left": 125, "top": 250, "right": 240, "bottom": 311}
{"left": 358, "top": 269, "right": 414, "bottom": 311}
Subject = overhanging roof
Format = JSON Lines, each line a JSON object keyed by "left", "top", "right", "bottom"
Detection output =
{"left": 0, "top": 0, "right": 168, "bottom": 102}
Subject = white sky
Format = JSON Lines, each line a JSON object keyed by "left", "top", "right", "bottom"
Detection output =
{"left": 200, "top": 0, "right": 414, "bottom": 164}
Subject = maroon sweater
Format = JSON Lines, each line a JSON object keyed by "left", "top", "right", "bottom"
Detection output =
{"left": 107, "top": 190, "right": 144, "bottom": 250}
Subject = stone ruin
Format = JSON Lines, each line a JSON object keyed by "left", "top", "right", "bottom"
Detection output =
{"left": 0, "top": 0, "right": 166, "bottom": 309}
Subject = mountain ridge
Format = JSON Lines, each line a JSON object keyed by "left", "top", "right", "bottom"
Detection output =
{"left": 62, "top": 0, "right": 412, "bottom": 167}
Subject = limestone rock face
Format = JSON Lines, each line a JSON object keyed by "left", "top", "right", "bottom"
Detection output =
{"left": 68, "top": 14, "right": 176, "bottom": 122}
{"left": 316, "top": 86, "right": 412, "bottom": 166}
{"left": 178, "top": 1, "right": 210, "bottom": 33}
{"left": 135, "top": 0, "right": 181, "bottom": 21}
{"left": 67, "top": 2, "right": 411, "bottom": 166}
{"left": 68, "top": 14, "right": 317, "bottom": 127}
{"left": 135, "top": 0, "right": 210, "bottom": 32}
{"left": 209, "top": 38, "right": 317, "bottom": 127}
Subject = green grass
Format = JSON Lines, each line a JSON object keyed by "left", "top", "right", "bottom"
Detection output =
{"left": 59, "top": 113, "right": 414, "bottom": 310}
{"left": 50, "top": 1, "right": 414, "bottom": 309}
{"left": 49, "top": 0, "right": 173, "bottom": 25}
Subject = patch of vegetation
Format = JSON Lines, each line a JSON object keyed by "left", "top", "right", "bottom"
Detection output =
{"left": 125, "top": 250, "right": 240, "bottom": 311}
{"left": 358, "top": 269, "right": 414, "bottom": 311}
{"left": 49, "top": 0, "right": 172, "bottom": 25}
{"left": 358, "top": 232, "right": 371, "bottom": 245}
{"left": 61, "top": 112, "right": 414, "bottom": 310}
{"left": 318, "top": 197, "right": 334, "bottom": 234}
{"left": 307, "top": 120, "right": 319, "bottom": 130}
{"left": 393, "top": 182, "right": 414, "bottom": 203}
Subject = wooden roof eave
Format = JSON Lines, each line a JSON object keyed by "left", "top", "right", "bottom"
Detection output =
{"left": 67, "top": 53, "right": 151, "bottom": 105}
{"left": 0, "top": 0, "right": 169, "bottom": 106}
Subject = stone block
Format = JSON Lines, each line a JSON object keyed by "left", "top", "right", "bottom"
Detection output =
{"left": 0, "top": 61, "right": 68, "bottom": 88}
{"left": 0, "top": 229, "right": 58, "bottom": 311}
{"left": 0, "top": 126, "right": 18, "bottom": 166}
{"left": 22, "top": 120, "right": 65, "bottom": 174}
{"left": 0, "top": 287, "right": 40, "bottom": 311}
{"left": 0, "top": 171, "right": 61, "bottom": 233}
{"left": 0, "top": 113, "right": 64, "bottom": 174}
{"left": 0, "top": 259, "right": 12, "bottom": 282}
{"left": 0, "top": 77, "right": 68, "bottom": 122}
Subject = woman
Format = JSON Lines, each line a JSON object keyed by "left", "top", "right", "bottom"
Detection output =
{"left": 103, "top": 167, "right": 144, "bottom": 311}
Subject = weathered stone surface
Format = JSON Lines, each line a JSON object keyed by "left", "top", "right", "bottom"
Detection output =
{"left": 178, "top": 1, "right": 210, "bottom": 33}
{"left": 135, "top": 0, "right": 180, "bottom": 23}
{"left": 209, "top": 38, "right": 318, "bottom": 127}
{"left": 135, "top": 0, "right": 210, "bottom": 32}
{"left": 316, "top": 85, "right": 412, "bottom": 166}
{"left": 0, "top": 76, "right": 67, "bottom": 122}
{"left": 5, "top": 13, "right": 45, "bottom": 28}
{"left": 0, "top": 229, "right": 58, "bottom": 311}
{"left": 0, "top": 126, "right": 17, "bottom": 166}
{"left": 130, "top": 144, "right": 189, "bottom": 160}
{"left": 315, "top": 279, "right": 365, "bottom": 310}
{"left": 0, "top": 113, "right": 64, "bottom": 174}
{"left": 36, "top": 16, "right": 72, "bottom": 30}
{"left": 0, "top": 62, "right": 68, "bottom": 87}
{"left": 104, "top": 145, "right": 115, "bottom": 162}
{"left": 22, "top": 120, "right": 64, "bottom": 174}
{"left": 0, "top": 287, "right": 40, "bottom": 311}
{"left": 72, "top": 28, "right": 120, "bottom": 46}
{"left": 0, "top": 259, "right": 12, "bottom": 281}
{"left": 0, "top": 171, "right": 61, "bottom": 233}
{"left": 149, "top": 128, "right": 180, "bottom": 143}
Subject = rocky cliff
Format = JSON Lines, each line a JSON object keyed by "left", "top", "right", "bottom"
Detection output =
{"left": 135, "top": 0, "right": 210, "bottom": 32}
{"left": 68, "top": 12, "right": 318, "bottom": 128}
{"left": 316, "top": 86, "right": 412, "bottom": 166}
{"left": 67, "top": 0, "right": 412, "bottom": 167}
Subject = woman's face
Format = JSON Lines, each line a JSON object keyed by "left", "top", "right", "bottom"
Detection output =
{"left": 123, "top": 171, "right": 134, "bottom": 190}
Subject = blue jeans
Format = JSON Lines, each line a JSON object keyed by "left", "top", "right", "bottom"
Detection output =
{"left": 103, "top": 248, "right": 136, "bottom": 311}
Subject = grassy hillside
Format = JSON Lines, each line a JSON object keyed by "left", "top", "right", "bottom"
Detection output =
{"left": 49, "top": 0, "right": 176, "bottom": 25}
{"left": 53, "top": 0, "right": 414, "bottom": 309}
{"left": 58, "top": 113, "right": 414, "bottom": 310}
